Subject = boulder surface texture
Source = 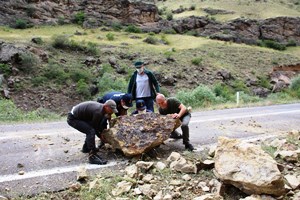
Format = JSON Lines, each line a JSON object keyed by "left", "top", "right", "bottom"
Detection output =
{"left": 103, "top": 113, "right": 180, "bottom": 156}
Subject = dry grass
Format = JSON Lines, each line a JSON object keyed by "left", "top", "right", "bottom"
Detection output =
{"left": 157, "top": 0, "right": 300, "bottom": 22}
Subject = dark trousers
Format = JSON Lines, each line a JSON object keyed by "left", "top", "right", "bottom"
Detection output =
{"left": 67, "top": 113, "right": 96, "bottom": 151}
{"left": 136, "top": 97, "right": 154, "bottom": 112}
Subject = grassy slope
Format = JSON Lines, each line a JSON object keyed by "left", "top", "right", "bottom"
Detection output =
{"left": 157, "top": 0, "right": 300, "bottom": 21}
{"left": 1, "top": 25, "right": 300, "bottom": 91}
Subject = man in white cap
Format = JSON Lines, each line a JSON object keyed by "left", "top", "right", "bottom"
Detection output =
{"left": 67, "top": 100, "right": 118, "bottom": 165}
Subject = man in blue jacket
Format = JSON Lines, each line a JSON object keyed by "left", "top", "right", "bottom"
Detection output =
{"left": 97, "top": 91, "right": 133, "bottom": 116}
{"left": 127, "top": 61, "right": 160, "bottom": 112}
{"left": 131, "top": 99, "right": 152, "bottom": 115}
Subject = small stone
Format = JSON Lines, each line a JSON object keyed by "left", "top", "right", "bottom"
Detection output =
{"left": 18, "top": 171, "right": 25, "bottom": 175}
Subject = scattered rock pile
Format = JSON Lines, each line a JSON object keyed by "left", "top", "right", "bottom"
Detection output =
{"left": 74, "top": 131, "right": 300, "bottom": 199}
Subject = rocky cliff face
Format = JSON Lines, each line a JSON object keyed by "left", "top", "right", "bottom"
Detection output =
{"left": 0, "top": 0, "right": 159, "bottom": 27}
{"left": 0, "top": 1, "right": 299, "bottom": 46}
{"left": 141, "top": 16, "right": 300, "bottom": 46}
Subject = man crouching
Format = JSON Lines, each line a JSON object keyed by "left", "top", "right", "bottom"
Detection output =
{"left": 67, "top": 100, "right": 118, "bottom": 165}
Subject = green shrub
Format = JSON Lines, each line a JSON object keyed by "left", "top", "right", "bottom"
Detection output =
{"left": 31, "top": 76, "right": 48, "bottom": 86}
{"left": 160, "top": 87, "right": 170, "bottom": 97}
{"left": 69, "top": 68, "right": 91, "bottom": 82}
{"left": 290, "top": 75, "right": 300, "bottom": 98}
{"left": 164, "top": 51, "right": 174, "bottom": 59}
{"left": 258, "top": 40, "right": 286, "bottom": 51}
{"left": 58, "top": 16, "right": 66, "bottom": 25}
{"left": 232, "top": 79, "right": 250, "bottom": 94}
{"left": 190, "top": 5, "right": 196, "bottom": 10}
{"left": 32, "top": 37, "right": 43, "bottom": 45}
{"left": 144, "top": 36, "right": 158, "bottom": 45}
{"left": 98, "top": 63, "right": 114, "bottom": 77}
{"left": 166, "top": 12, "right": 173, "bottom": 21}
{"left": 266, "top": 91, "right": 295, "bottom": 102}
{"left": 191, "top": 57, "right": 203, "bottom": 66}
{"left": 76, "top": 79, "right": 91, "bottom": 98}
{"left": 14, "top": 19, "right": 27, "bottom": 29}
{"left": 290, "top": 74, "right": 300, "bottom": 91}
{"left": 185, "top": 30, "right": 198, "bottom": 36}
{"left": 287, "top": 39, "right": 297, "bottom": 47}
{"left": 213, "top": 83, "right": 235, "bottom": 101}
{"left": 97, "top": 73, "right": 127, "bottom": 95}
{"left": 43, "top": 63, "right": 69, "bottom": 84}
{"left": 0, "top": 98, "right": 60, "bottom": 123}
{"left": 257, "top": 75, "right": 271, "bottom": 89}
{"left": 176, "top": 85, "right": 223, "bottom": 108}
{"left": 26, "top": 6, "right": 36, "bottom": 17}
{"left": 111, "top": 22, "right": 123, "bottom": 31}
{"left": 106, "top": 32, "right": 115, "bottom": 41}
{"left": 238, "top": 91, "right": 260, "bottom": 103}
{"left": 162, "top": 28, "right": 177, "bottom": 34}
{"left": 158, "top": 7, "right": 167, "bottom": 15}
{"left": 0, "top": 63, "right": 11, "bottom": 77}
{"left": 261, "top": 144, "right": 277, "bottom": 158}
{"left": 161, "top": 35, "right": 170, "bottom": 45}
{"left": 19, "top": 53, "right": 39, "bottom": 73}
{"left": 86, "top": 42, "right": 99, "bottom": 55}
{"left": 52, "top": 35, "right": 95, "bottom": 53}
{"left": 73, "top": 11, "right": 85, "bottom": 25}
{"left": 69, "top": 39, "right": 85, "bottom": 51}
{"left": 52, "top": 35, "right": 69, "bottom": 49}
{"left": 124, "top": 25, "right": 142, "bottom": 33}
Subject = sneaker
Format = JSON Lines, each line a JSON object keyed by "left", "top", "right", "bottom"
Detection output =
{"left": 185, "top": 143, "right": 194, "bottom": 151}
{"left": 89, "top": 154, "right": 107, "bottom": 165}
{"left": 81, "top": 143, "right": 90, "bottom": 153}
{"left": 170, "top": 131, "right": 183, "bottom": 139}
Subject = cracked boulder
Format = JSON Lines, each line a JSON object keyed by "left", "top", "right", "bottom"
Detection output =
{"left": 102, "top": 113, "right": 180, "bottom": 156}
{"left": 214, "top": 137, "right": 285, "bottom": 197}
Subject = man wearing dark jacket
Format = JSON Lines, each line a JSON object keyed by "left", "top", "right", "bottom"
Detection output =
{"left": 97, "top": 91, "right": 133, "bottom": 116}
{"left": 67, "top": 100, "right": 118, "bottom": 165}
{"left": 127, "top": 61, "right": 160, "bottom": 112}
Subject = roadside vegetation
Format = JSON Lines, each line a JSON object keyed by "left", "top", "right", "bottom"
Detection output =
{"left": 0, "top": 99, "right": 61, "bottom": 124}
{"left": 0, "top": 22, "right": 300, "bottom": 122}
{"left": 0, "top": 0, "right": 299, "bottom": 122}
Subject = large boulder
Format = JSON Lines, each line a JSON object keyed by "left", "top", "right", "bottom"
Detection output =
{"left": 103, "top": 113, "right": 180, "bottom": 156}
{"left": 214, "top": 137, "right": 285, "bottom": 196}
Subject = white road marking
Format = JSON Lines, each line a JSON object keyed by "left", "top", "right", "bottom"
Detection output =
{"left": 0, "top": 162, "right": 118, "bottom": 183}
{"left": 190, "top": 110, "right": 300, "bottom": 123}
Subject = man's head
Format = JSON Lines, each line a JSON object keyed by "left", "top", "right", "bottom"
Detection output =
{"left": 104, "top": 100, "right": 118, "bottom": 115}
{"left": 134, "top": 61, "right": 144, "bottom": 74}
{"left": 136, "top": 99, "right": 146, "bottom": 111}
{"left": 156, "top": 94, "right": 167, "bottom": 109}
{"left": 121, "top": 93, "right": 133, "bottom": 109}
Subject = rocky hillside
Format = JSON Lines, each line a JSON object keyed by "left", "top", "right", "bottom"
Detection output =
{"left": 0, "top": 0, "right": 299, "bottom": 46}
{"left": 0, "top": 0, "right": 159, "bottom": 27}
{"left": 0, "top": 0, "right": 300, "bottom": 115}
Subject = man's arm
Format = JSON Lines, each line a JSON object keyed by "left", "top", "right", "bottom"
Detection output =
{"left": 127, "top": 74, "right": 135, "bottom": 94}
{"left": 149, "top": 71, "right": 160, "bottom": 93}
{"left": 172, "top": 103, "right": 187, "bottom": 119}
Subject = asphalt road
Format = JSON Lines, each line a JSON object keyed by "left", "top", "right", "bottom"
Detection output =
{"left": 0, "top": 103, "right": 300, "bottom": 198}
